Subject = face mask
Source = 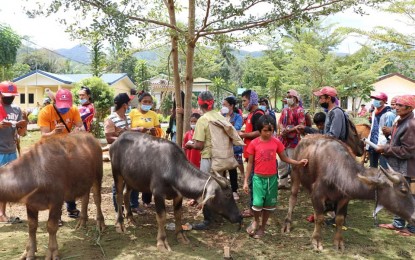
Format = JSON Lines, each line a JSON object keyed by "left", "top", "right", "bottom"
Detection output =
{"left": 391, "top": 109, "right": 396, "bottom": 114}
{"left": 58, "top": 108, "right": 70, "bottom": 114}
{"left": 126, "top": 106, "right": 131, "bottom": 114}
{"left": 141, "top": 104, "right": 152, "bottom": 111}
{"left": 1, "top": 96, "right": 15, "bottom": 105}
{"left": 258, "top": 105, "right": 266, "bottom": 111}
{"left": 80, "top": 99, "right": 88, "bottom": 105}
{"left": 286, "top": 98, "right": 294, "bottom": 106}
{"left": 373, "top": 100, "right": 382, "bottom": 108}
{"left": 190, "top": 124, "right": 196, "bottom": 130}
{"left": 220, "top": 106, "right": 229, "bottom": 115}
{"left": 320, "top": 102, "right": 329, "bottom": 109}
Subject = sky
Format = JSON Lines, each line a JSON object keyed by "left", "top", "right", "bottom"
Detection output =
{"left": 0, "top": 0, "right": 412, "bottom": 54}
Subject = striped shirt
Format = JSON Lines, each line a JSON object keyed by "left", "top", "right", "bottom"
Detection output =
{"left": 104, "top": 112, "right": 131, "bottom": 136}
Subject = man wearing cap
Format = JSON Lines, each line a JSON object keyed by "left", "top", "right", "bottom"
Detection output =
{"left": 38, "top": 89, "right": 84, "bottom": 136}
{"left": 313, "top": 86, "right": 347, "bottom": 140}
{"left": 367, "top": 92, "right": 392, "bottom": 168}
{"left": 277, "top": 89, "right": 305, "bottom": 189}
{"left": 185, "top": 91, "right": 226, "bottom": 230}
{"left": 37, "top": 89, "right": 84, "bottom": 222}
{"left": 0, "top": 81, "right": 27, "bottom": 224}
{"left": 376, "top": 95, "right": 415, "bottom": 236}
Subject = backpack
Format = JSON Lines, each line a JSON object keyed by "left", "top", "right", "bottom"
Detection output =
{"left": 208, "top": 119, "right": 245, "bottom": 172}
{"left": 333, "top": 107, "right": 364, "bottom": 157}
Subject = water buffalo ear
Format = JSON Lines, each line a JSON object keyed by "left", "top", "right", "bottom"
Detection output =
{"left": 358, "top": 174, "right": 382, "bottom": 186}
{"left": 210, "top": 174, "right": 229, "bottom": 189}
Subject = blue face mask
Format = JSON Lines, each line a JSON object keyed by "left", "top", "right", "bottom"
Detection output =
{"left": 58, "top": 108, "right": 70, "bottom": 114}
{"left": 259, "top": 105, "right": 266, "bottom": 111}
{"left": 391, "top": 109, "right": 396, "bottom": 114}
{"left": 126, "top": 106, "right": 131, "bottom": 114}
{"left": 80, "top": 99, "right": 88, "bottom": 105}
{"left": 373, "top": 100, "right": 382, "bottom": 108}
{"left": 141, "top": 104, "right": 152, "bottom": 111}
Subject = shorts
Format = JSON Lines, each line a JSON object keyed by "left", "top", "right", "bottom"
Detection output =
{"left": 252, "top": 174, "right": 278, "bottom": 210}
{"left": 0, "top": 152, "right": 17, "bottom": 167}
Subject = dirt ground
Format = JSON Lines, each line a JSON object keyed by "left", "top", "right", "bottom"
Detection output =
{"left": 0, "top": 131, "right": 414, "bottom": 259}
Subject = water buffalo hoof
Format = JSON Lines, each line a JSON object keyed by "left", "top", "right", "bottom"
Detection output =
{"left": 45, "top": 249, "right": 59, "bottom": 260}
{"left": 312, "top": 239, "right": 324, "bottom": 251}
{"left": 281, "top": 223, "right": 291, "bottom": 233}
{"left": 20, "top": 250, "right": 35, "bottom": 260}
{"left": 115, "top": 223, "right": 126, "bottom": 233}
{"left": 157, "top": 241, "right": 172, "bottom": 252}
{"left": 176, "top": 232, "right": 190, "bottom": 244}
{"left": 75, "top": 219, "right": 87, "bottom": 230}
{"left": 333, "top": 240, "right": 345, "bottom": 251}
{"left": 96, "top": 221, "right": 106, "bottom": 232}
{"left": 127, "top": 216, "right": 137, "bottom": 226}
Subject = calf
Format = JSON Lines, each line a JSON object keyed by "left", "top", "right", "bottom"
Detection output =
{"left": 110, "top": 132, "right": 242, "bottom": 251}
{"left": 0, "top": 133, "right": 105, "bottom": 260}
{"left": 282, "top": 135, "right": 415, "bottom": 251}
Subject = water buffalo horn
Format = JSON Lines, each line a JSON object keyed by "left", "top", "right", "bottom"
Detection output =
{"left": 210, "top": 175, "right": 228, "bottom": 189}
{"left": 380, "top": 166, "right": 400, "bottom": 184}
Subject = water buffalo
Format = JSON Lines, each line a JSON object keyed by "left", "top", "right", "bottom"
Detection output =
{"left": 110, "top": 132, "right": 242, "bottom": 251}
{"left": 282, "top": 135, "right": 415, "bottom": 251}
{"left": 0, "top": 133, "right": 105, "bottom": 260}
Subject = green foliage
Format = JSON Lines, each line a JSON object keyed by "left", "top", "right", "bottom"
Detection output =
{"left": 27, "top": 113, "right": 38, "bottom": 124}
{"left": 0, "top": 24, "right": 21, "bottom": 79}
{"left": 2, "top": 63, "right": 30, "bottom": 81}
{"left": 71, "top": 76, "right": 114, "bottom": 122}
{"left": 90, "top": 39, "right": 106, "bottom": 76}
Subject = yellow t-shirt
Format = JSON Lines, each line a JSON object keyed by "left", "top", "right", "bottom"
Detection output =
{"left": 129, "top": 109, "right": 160, "bottom": 129}
{"left": 193, "top": 110, "right": 225, "bottom": 159}
{"left": 37, "top": 104, "right": 82, "bottom": 134}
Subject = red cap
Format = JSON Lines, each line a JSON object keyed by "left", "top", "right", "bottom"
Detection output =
{"left": 0, "top": 81, "right": 19, "bottom": 96}
{"left": 313, "top": 86, "right": 337, "bottom": 97}
{"left": 370, "top": 92, "right": 388, "bottom": 102}
{"left": 55, "top": 89, "right": 73, "bottom": 109}
{"left": 287, "top": 89, "right": 299, "bottom": 99}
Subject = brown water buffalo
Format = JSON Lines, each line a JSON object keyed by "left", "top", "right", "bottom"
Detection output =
{"left": 110, "top": 132, "right": 242, "bottom": 251}
{"left": 0, "top": 133, "right": 105, "bottom": 260}
{"left": 282, "top": 135, "right": 415, "bottom": 251}
{"left": 355, "top": 123, "right": 371, "bottom": 164}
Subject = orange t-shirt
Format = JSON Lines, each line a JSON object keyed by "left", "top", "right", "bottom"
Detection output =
{"left": 38, "top": 104, "right": 82, "bottom": 134}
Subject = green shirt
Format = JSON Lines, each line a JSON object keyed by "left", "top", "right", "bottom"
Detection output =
{"left": 193, "top": 110, "right": 225, "bottom": 159}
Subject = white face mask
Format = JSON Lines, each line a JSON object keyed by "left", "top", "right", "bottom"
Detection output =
{"left": 220, "top": 106, "right": 230, "bottom": 115}
{"left": 190, "top": 124, "right": 196, "bottom": 130}
{"left": 286, "top": 98, "right": 294, "bottom": 106}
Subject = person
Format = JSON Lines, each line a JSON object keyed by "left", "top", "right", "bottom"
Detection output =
{"left": 313, "top": 86, "right": 346, "bottom": 140}
{"left": 259, "top": 97, "right": 276, "bottom": 122}
{"left": 129, "top": 91, "right": 161, "bottom": 208}
{"left": 166, "top": 91, "right": 185, "bottom": 142}
{"left": 367, "top": 92, "right": 392, "bottom": 169}
{"left": 182, "top": 113, "right": 201, "bottom": 169}
{"left": 376, "top": 95, "right": 415, "bottom": 236}
{"left": 243, "top": 115, "right": 308, "bottom": 239}
{"left": 37, "top": 89, "right": 84, "bottom": 222}
{"left": 277, "top": 89, "right": 305, "bottom": 189}
{"left": 0, "top": 81, "right": 27, "bottom": 224}
{"left": 104, "top": 93, "right": 144, "bottom": 215}
{"left": 295, "top": 112, "right": 326, "bottom": 135}
{"left": 222, "top": 96, "right": 243, "bottom": 200}
{"left": 381, "top": 96, "right": 399, "bottom": 142}
{"left": 184, "top": 91, "right": 225, "bottom": 230}
{"left": 238, "top": 90, "right": 264, "bottom": 218}
{"left": 358, "top": 104, "right": 368, "bottom": 117}
{"left": 77, "top": 86, "right": 95, "bottom": 132}
{"left": 43, "top": 97, "right": 51, "bottom": 107}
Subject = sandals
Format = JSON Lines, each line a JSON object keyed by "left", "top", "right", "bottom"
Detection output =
{"left": 395, "top": 229, "right": 414, "bottom": 237}
{"left": 68, "top": 209, "right": 80, "bottom": 219}
{"left": 378, "top": 223, "right": 400, "bottom": 231}
{"left": 253, "top": 229, "right": 265, "bottom": 239}
{"left": 0, "top": 216, "right": 23, "bottom": 224}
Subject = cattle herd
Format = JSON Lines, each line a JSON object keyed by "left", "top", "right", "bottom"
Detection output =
{"left": 0, "top": 132, "right": 414, "bottom": 259}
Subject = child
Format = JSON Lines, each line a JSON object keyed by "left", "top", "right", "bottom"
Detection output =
{"left": 183, "top": 113, "right": 201, "bottom": 207}
{"left": 183, "top": 113, "right": 202, "bottom": 168}
{"left": 243, "top": 115, "right": 308, "bottom": 239}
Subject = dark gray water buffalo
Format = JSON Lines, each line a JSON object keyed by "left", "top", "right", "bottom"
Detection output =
{"left": 110, "top": 132, "right": 242, "bottom": 251}
{"left": 282, "top": 135, "right": 415, "bottom": 251}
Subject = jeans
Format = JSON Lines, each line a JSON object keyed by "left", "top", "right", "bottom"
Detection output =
{"left": 200, "top": 159, "right": 213, "bottom": 222}
{"left": 112, "top": 184, "right": 139, "bottom": 212}
{"left": 393, "top": 216, "right": 415, "bottom": 233}
{"left": 369, "top": 150, "right": 387, "bottom": 168}
{"left": 278, "top": 148, "right": 294, "bottom": 186}
{"left": 66, "top": 201, "right": 77, "bottom": 211}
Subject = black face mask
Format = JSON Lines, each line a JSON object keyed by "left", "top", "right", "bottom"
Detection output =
{"left": 320, "top": 102, "right": 329, "bottom": 109}
{"left": 1, "top": 96, "right": 15, "bottom": 105}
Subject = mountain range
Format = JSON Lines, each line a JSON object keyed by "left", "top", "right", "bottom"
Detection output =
{"left": 54, "top": 45, "right": 264, "bottom": 65}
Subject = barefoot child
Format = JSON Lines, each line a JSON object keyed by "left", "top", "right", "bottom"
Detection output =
{"left": 243, "top": 115, "right": 308, "bottom": 239}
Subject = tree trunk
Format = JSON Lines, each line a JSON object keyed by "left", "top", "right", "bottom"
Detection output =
{"left": 184, "top": 0, "right": 196, "bottom": 136}
{"left": 166, "top": 0, "right": 183, "bottom": 146}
